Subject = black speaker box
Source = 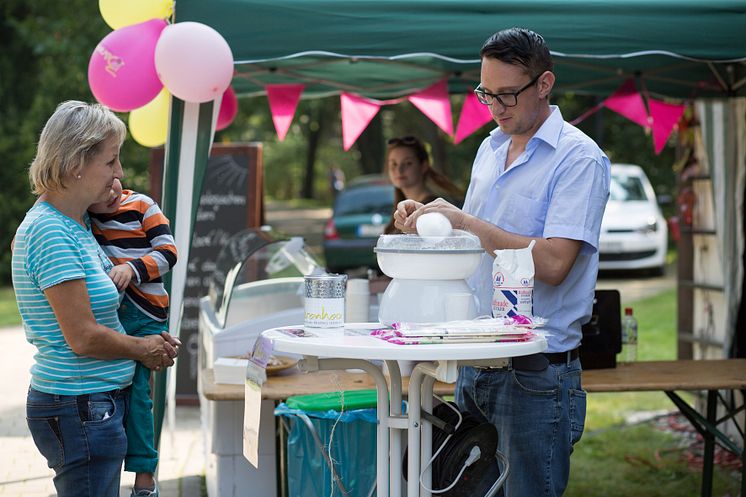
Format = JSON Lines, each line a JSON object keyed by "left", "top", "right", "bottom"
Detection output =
{"left": 579, "top": 289, "right": 622, "bottom": 369}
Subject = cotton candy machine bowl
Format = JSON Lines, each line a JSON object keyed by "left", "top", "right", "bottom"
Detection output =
{"left": 374, "top": 232, "right": 484, "bottom": 325}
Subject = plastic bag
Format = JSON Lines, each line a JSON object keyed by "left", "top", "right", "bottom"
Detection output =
{"left": 492, "top": 240, "right": 536, "bottom": 318}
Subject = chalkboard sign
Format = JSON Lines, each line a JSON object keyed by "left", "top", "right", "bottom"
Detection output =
{"left": 150, "top": 144, "right": 263, "bottom": 400}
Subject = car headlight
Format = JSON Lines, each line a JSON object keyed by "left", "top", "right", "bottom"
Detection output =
{"left": 635, "top": 219, "right": 658, "bottom": 234}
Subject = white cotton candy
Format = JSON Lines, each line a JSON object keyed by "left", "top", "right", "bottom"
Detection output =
{"left": 416, "top": 212, "right": 453, "bottom": 237}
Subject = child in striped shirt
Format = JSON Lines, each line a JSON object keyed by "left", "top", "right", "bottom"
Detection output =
{"left": 89, "top": 179, "right": 177, "bottom": 497}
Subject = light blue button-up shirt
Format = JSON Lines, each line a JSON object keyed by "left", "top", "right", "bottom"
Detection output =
{"left": 464, "top": 106, "right": 610, "bottom": 352}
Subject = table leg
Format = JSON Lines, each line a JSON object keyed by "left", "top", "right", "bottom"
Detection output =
{"left": 310, "top": 358, "right": 391, "bottom": 497}
{"left": 702, "top": 390, "right": 717, "bottom": 497}
{"left": 420, "top": 375, "right": 435, "bottom": 497}
{"left": 387, "top": 360, "right": 403, "bottom": 497}
{"left": 408, "top": 366, "right": 424, "bottom": 497}
{"left": 665, "top": 389, "right": 745, "bottom": 497}
{"left": 407, "top": 362, "right": 439, "bottom": 497}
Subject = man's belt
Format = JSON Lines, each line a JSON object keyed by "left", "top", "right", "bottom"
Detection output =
{"left": 476, "top": 348, "right": 580, "bottom": 372}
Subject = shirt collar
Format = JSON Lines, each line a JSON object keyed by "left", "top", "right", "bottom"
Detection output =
{"left": 488, "top": 105, "right": 564, "bottom": 151}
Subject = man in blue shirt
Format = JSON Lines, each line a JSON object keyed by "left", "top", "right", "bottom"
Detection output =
{"left": 394, "top": 28, "right": 610, "bottom": 496}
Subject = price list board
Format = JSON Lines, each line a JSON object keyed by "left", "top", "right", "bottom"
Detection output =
{"left": 150, "top": 144, "right": 263, "bottom": 399}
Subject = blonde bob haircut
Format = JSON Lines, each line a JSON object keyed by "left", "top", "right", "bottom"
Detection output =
{"left": 29, "top": 101, "right": 126, "bottom": 195}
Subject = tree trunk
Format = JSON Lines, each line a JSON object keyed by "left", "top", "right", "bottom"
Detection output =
{"left": 421, "top": 120, "right": 451, "bottom": 176}
{"left": 356, "top": 113, "right": 385, "bottom": 175}
{"left": 301, "top": 107, "right": 324, "bottom": 199}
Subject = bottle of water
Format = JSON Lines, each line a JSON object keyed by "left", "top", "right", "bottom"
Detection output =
{"left": 620, "top": 307, "right": 638, "bottom": 365}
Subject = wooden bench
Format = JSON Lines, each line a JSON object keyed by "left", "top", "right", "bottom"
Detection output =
{"left": 202, "top": 359, "right": 746, "bottom": 497}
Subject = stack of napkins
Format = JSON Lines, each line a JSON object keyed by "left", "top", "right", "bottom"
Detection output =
{"left": 213, "top": 357, "right": 250, "bottom": 385}
{"left": 371, "top": 316, "right": 546, "bottom": 345}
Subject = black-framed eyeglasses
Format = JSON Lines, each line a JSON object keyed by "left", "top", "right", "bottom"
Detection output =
{"left": 474, "top": 73, "right": 541, "bottom": 107}
{"left": 387, "top": 135, "right": 419, "bottom": 146}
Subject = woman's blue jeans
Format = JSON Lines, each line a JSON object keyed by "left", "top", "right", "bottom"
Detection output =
{"left": 455, "top": 358, "right": 586, "bottom": 497}
{"left": 26, "top": 386, "right": 130, "bottom": 497}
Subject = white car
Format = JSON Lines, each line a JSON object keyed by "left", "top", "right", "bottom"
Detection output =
{"left": 598, "top": 164, "right": 668, "bottom": 275}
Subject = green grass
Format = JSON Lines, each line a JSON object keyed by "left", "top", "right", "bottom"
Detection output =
{"left": 567, "top": 424, "right": 740, "bottom": 497}
{"left": 0, "top": 287, "right": 21, "bottom": 327}
{"left": 635, "top": 288, "right": 678, "bottom": 362}
{"left": 566, "top": 287, "right": 741, "bottom": 497}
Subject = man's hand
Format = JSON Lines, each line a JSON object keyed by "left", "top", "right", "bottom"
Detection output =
{"left": 394, "top": 198, "right": 468, "bottom": 233}
{"left": 393, "top": 199, "right": 423, "bottom": 233}
{"left": 109, "top": 264, "right": 134, "bottom": 291}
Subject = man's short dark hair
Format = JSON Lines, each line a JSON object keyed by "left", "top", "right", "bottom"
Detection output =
{"left": 480, "top": 27, "right": 553, "bottom": 77}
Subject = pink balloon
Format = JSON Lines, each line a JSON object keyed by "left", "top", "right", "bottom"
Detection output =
{"left": 88, "top": 19, "right": 167, "bottom": 112}
{"left": 155, "top": 22, "right": 234, "bottom": 103}
{"left": 216, "top": 86, "right": 238, "bottom": 131}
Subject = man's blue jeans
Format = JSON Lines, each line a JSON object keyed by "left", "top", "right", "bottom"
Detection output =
{"left": 26, "top": 386, "right": 129, "bottom": 497}
{"left": 455, "top": 358, "right": 586, "bottom": 497}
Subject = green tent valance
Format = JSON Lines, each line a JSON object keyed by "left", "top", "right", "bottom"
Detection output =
{"left": 175, "top": 0, "right": 746, "bottom": 99}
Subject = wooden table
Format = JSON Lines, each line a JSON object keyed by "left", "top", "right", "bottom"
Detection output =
{"left": 202, "top": 368, "right": 459, "bottom": 400}
{"left": 202, "top": 359, "right": 746, "bottom": 497}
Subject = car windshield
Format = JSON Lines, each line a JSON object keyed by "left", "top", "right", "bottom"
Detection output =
{"left": 334, "top": 185, "right": 394, "bottom": 216}
{"left": 610, "top": 174, "right": 648, "bottom": 202}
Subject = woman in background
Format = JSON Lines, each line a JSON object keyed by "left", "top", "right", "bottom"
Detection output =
{"left": 384, "top": 135, "right": 462, "bottom": 233}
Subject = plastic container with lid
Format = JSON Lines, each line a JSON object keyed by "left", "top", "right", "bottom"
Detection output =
{"left": 374, "top": 231, "right": 484, "bottom": 280}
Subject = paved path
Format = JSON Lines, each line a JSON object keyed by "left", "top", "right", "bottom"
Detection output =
{"left": 597, "top": 264, "right": 677, "bottom": 306}
{"left": 264, "top": 201, "right": 331, "bottom": 260}
{"left": 0, "top": 326, "right": 204, "bottom": 497}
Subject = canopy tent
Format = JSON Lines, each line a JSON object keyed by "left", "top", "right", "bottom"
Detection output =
{"left": 174, "top": 0, "right": 746, "bottom": 99}
{"left": 155, "top": 0, "right": 746, "bottom": 453}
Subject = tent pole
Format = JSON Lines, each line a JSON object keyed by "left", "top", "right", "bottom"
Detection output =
{"left": 153, "top": 96, "right": 216, "bottom": 454}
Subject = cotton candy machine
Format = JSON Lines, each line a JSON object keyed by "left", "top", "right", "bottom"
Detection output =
{"left": 374, "top": 231, "right": 484, "bottom": 325}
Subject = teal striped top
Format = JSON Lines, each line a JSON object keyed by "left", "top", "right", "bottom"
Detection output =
{"left": 12, "top": 202, "right": 135, "bottom": 395}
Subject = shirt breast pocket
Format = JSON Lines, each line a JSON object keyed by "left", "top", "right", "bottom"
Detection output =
{"left": 498, "top": 193, "right": 546, "bottom": 236}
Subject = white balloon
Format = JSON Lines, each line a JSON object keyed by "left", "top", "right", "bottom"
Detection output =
{"left": 416, "top": 212, "right": 453, "bottom": 238}
{"left": 154, "top": 22, "right": 234, "bottom": 103}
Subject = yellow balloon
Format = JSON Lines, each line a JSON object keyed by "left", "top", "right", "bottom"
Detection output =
{"left": 99, "top": 0, "right": 173, "bottom": 30}
{"left": 129, "top": 89, "right": 170, "bottom": 148}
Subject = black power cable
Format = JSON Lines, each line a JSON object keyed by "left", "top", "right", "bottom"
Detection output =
{"left": 403, "top": 402, "right": 500, "bottom": 496}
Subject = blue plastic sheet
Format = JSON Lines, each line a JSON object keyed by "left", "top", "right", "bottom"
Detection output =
{"left": 275, "top": 403, "right": 377, "bottom": 497}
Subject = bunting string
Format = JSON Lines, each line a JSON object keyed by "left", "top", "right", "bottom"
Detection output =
{"left": 261, "top": 76, "right": 685, "bottom": 155}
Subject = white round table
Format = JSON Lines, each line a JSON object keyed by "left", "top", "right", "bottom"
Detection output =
{"left": 263, "top": 323, "right": 547, "bottom": 497}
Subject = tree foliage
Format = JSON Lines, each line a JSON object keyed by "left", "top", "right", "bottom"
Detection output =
{"left": 0, "top": 1, "right": 150, "bottom": 282}
{"left": 0, "top": 3, "right": 677, "bottom": 284}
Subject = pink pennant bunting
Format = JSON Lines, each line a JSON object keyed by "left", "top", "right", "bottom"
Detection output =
{"left": 266, "top": 84, "right": 305, "bottom": 141}
{"left": 408, "top": 79, "right": 454, "bottom": 136}
{"left": 603, "top": 79, "right": 650, "bottom": 129}
{"left": 340, "top": 92, "right": 382, "bottom": 151}
{"left": 649, "top": 98, "right": 685, "bottom": 155}
{"left": 454, "top": 88, "right": 494, "bottom": 144}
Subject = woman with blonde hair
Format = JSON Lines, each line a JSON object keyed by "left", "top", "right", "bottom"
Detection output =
{"left": 384, "top": 135, "right": 462, "bottom": 233}
{"left": 12, "top": 101, "right": 179, "bottom": 497}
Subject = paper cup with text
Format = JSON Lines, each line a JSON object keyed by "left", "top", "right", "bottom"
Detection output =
{"left": 304, "top": 273, "right": 347, "bottom": 328}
